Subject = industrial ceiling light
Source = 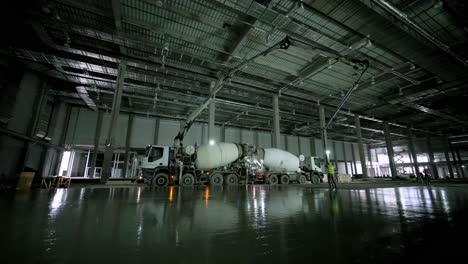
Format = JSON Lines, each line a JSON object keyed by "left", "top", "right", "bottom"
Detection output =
{"left": 42, "top": 5, "right": 51, "bottom": 14}
{"left": 433, "top": 1, "right": 443, "bottom": 8}
{"left": 327, "top": 59, "right": 333, "bottom": 69}
{"left": 161, "top": 42, "right": 169, "bottom": 70}
{"left": 371, "top": 76, "right": 376, "bottom": 85}
{"left": 398, "top": 86, "right": 403, "bottom": 96}
{"left": 409, "top": 63, "right": 416, "bottom": 70}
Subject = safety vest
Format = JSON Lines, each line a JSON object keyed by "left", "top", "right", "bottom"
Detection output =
{"left": 328, "top": 164, "right": 335, "bottom": 174}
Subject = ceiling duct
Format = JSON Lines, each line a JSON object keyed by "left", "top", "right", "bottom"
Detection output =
{"left": 76, "top": 86, "right": 97, "bottom": 111}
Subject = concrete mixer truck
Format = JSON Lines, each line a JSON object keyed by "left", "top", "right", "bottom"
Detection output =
{"left": 141, "top": 142, "right": 306, "bottom": 187}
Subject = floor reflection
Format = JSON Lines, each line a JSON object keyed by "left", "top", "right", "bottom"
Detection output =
{"left": 1, "top": 185, "right": 467, "bottom": 263}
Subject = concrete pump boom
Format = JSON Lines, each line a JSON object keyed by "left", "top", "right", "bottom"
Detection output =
{"left": 173, "top": 37, "right": 292, "bottom": 147}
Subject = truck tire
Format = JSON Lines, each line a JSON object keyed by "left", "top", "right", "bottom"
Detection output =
{"left": 280, "top": 174, "right": 290, "bottom": 185}
{"left": 153, "top": 173, "right": 169, "bottom": 187}
{"left": 181, "top": 173, "right": 195, "bottom": 186}
{"left": 210, "top": 173, "right": 223, "bottom": 186}
{"left": 269, "top": 174, "right": 279, "bottom": 185}
{"left": 224, "top": 174, "right": 238, "bottom": 185}
{"left": 298, "top": 175, "right": 307, "bottom": 184}
{"left": 311, "top": 174, "right": 320, "bottom": 184}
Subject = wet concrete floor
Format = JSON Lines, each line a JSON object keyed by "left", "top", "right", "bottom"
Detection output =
{"left": 1, "top": 185, "right": 468, "bottom": 263}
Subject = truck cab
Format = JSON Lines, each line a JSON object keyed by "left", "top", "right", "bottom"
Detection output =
{"left": 141, "top": 145, "right": 171, "bottom": 179}
{"left": 301, "top": 156, "right": 324, "bottom": 184}
{"left": 305, "top": 156, "right": 322, "bottom": 173}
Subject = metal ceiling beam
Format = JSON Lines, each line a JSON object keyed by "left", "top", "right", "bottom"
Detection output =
{"left": 15, "top": 50, "right": 307, "bottom": 126}
{"left": 212, "top": 0, "right": 401, "bottom": 73}
{"left": 222, "top": 16, "right": 257, "bottom": 63}
{"left": 37, "top": 20, "right": 377, "bottom": 114}
{"left": 51, "top": 0, "right": 248, "bottom": 64}
{"left": 112, "top": 0, "right": 127, "bottom": 55}
{"left": 23, "top": 55, "right": 392, "bottom": 141}
{"left": 15, "top": 44, "right": 438, "bottom": 140}
{"left": 352, "top": 0, "right": 466, "bottom": 81}
{"left": 22, "top": 14, "right": 450, "bottom": 137}
{"left": 360, "top": 78, "right": 468, "bottom": 126}
{"left": 401, "top": 102, "right": 467, "bottom": 125}
{"left": 13, "top": 41, "right": 441, "bottom": 137}
{"left": 368, "top": 0, "right": 468, "bottom": 69}
{"left": 278, "top": 55, "right": 329, "bottom": 94}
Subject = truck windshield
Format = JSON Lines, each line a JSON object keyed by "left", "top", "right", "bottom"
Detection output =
{"left": 148, "top": 147, "right": 164, "bottom": 162}
{"left": 145, "top": 146, "right": 151, "bottom": 157}
{"left": 314, "top": 158, "right": 321, "bottom": 168}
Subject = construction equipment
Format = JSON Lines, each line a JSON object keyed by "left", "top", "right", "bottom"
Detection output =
{"left": 141, "top": 142, "right": 306, "bottom": 186}
{"left": 300, "top": 155, "right": 324, "bottom": 184}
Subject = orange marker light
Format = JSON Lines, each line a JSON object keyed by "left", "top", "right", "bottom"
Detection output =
{"left": 169, "top": 186, "right": 174, "bottom": 202}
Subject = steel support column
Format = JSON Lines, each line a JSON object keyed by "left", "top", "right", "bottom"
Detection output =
{"left": 284, "top": 135, "right": 289, "bottom": 152}
{"left": 448, "top": 138, "right": 462, "bottom": 177}
{"left": 456, "top": 148, "right": 465, "bottom": 178}
{"left": 443, "top": 136, "right": 454, "bottom": 178}
{"left": 272, "top": 94, "right": 281, "bottom": 149}
{"left": 407, "top": 128, "right": 420, "bottom": 176}
{"left": 383, "top": 122, "right": 398, "bottom": 179}
{"left": 154, "top": 118, "right": 160, "bottom": 144}
{"left": 208, "top": 81, "right": 216, "bottom": 143}
{"left": 221, "top": 125, "right": 226, "bottom": 142}
{"left": 310, "top": 137, "right": 316, "bottom": 156}
{"left": 374, "top": 148, "right": 380, "bottom": 176}
{"left": 354, "top": 115, "right": 368, "bottom": 178}
{"left": 123, "top": 114, "right": 134, "bottom": 178}
{"left": 343, "top": 142, "right": 349, "bottom": 174}
{"left": 426, "top": 135, "right": 439, "bottom": 179}
{"left": 89, "top": 111, "right": 103, "bottom": 178}
{"left": 351, "top": 143, "right": 357, "bottom": 175}
{"left": 54, "top": 105, "right": 71, "bottom": 176}
{"left": 319, "top": 105, "right": 329, "bottom": 165}
{"left": 332, "top": 140, "right": 338, "bottom": 169}
{"left": 101, "top": 61, "right": 126, "bottom": 183}
{"left": 297, "top": 136, "right": 302, "bottom": 156}
{"left": 254, "top": 130, "right": 259, "bottom": 146}
{"left": 367, "top": 145, "right": 373, "bottom": 177}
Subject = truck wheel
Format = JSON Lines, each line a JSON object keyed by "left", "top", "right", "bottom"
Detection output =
{"left": 311, "top": 174, "right": 320, "bottom": 184}
{"left": 181, "top": 173, "right": 195, "bottom": 186}
{"left": 210, "top": 173, "right": 223, "bottom": 186}
{"left": 280, "top": 174, "right": 290, "bottom": 185}
{"left": 153, "top": 173, "right": 169, "bottom": 187}
{"left": 224, "top": 174, "right": 238, "bottom": 185}
{"left": 269, "top": 174, "right": 278, "bottom": 185}
{"left": 298, "top": 175, "right": 307, "bottom": 184}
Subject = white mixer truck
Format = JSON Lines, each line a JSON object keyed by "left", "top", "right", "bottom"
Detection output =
{"left": 141, "top": 142, "right": 306, "bottom": 187}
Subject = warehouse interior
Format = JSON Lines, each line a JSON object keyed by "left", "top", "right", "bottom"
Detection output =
{"left": 1, "top": 0, "right": 467, "bottom": 182}
{"left": 1, "top": 0, "right": 468, "bottom": 262}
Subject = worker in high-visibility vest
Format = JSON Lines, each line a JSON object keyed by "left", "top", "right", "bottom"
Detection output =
{"left": 327, "top": 163, "right": 337, "bottom": 189}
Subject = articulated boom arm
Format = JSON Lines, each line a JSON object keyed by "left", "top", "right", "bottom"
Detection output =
{"left": 173, "top": 37, "right": 292, "bottom": 146}
{"left": 172, "top": 35, "right": 372, "bottom": 148}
